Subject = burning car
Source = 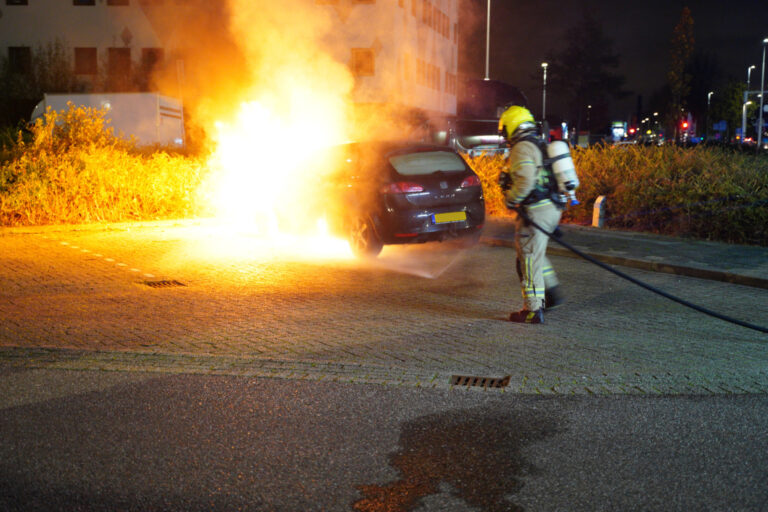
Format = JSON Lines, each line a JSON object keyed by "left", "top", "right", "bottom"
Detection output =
{"left": 316, "top": 141, "right": 485, "bottom": 257}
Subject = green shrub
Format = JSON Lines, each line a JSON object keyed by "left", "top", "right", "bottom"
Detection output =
{"left": 3, "top": 104, "right": 766, "bottom": 247}
{"left": 0, "top": 104, "right": 206, "bottom": 225}
{"left": 466, "top": 144, "right": 768, "bottom": 246}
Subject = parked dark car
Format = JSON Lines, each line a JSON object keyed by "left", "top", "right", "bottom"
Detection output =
{"left": 316, "top": 141, "right": 485, "bottom": 257}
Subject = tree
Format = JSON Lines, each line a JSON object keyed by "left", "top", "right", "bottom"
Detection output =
{"left": 667, "top": 7, "right": 695, "bottom": 141}
{"left": 709, "top": 79, "right": 752, "bottom": 142}
{"left": 544, "top": 11, "right": 629, "bottom": 132}
{"left": 685, "top": 51, "right": 723, "bottom": 137}
{"left": 0, "top": 39, "right": 81, "bottom": 127}
{"left": 32, "top": 40, "right": 77, "bottom": 95}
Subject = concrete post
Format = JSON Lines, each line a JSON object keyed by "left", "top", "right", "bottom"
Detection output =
{"left": 592, "top": 195, "right": 606, "bottom": 228}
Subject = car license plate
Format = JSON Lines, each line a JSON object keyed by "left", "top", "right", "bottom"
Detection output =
{"left": 432, "top": 211, "right": 466, "bottom": 224}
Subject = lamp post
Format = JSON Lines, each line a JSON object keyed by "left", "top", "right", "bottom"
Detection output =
{"left": 758, "top": 38, "right": 768, "bottom": 150}
{"left": 706, "top": 91, "right": 713, "bottom": 141}
{"left": 743, "top": 66, "right": 756, "bottom": 144}
{"left": 484, "top": 0, "right": 491, "bottom": 81}
{"left": 743, "top": 100, "right": 753, "bottom": 143}
{"left": 541, "top": 62, "right": 548, "bottom": 121}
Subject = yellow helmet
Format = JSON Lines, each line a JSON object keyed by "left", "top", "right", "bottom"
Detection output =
{"left": 498, "top": 105, "right": 535, "bottom": 140}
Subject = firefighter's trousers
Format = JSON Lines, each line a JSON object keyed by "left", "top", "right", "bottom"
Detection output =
{"left": 514, "top": 199, "right": 562, "bottom": 311}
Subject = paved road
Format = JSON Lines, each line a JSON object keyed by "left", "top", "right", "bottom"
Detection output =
{"left": 1, "top": 220, "right": 766, "bottom": 393}
{"left": 2, "top": 369, "right": 768, "bottom": 511}
{"left": 2, "top": 220, "right": 768, "bottom": 510}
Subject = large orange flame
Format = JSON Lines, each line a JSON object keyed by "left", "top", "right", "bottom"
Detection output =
{"left": 193, "top": 0, "right": 358, "bottom": 260}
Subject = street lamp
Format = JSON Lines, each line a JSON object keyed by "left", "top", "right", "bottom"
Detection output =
{"left": 484, "top": 0, "right": 491, "bottom": 81}
{"left": 743, "top": 101, "right": 753, "bottom": 142}
{"left": 744, "top": 65, "right": 757, "bottom": 144}
{"left": 707, "top": 91, "right": 713, "bottom": 141}
{"left": 758, "top": 38, "right": 768, "bottom": 150}
{"left": 541, "top": 62, "right": 548, "bottom": 121}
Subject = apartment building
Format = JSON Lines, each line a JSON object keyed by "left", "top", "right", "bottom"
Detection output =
{"left": 1, "top": 0, "right": 171, "bottom": 92}
{"left": 0, "top": 0, "right": 458, "bottom": 117}
{"left": 318, "top": 0, "right": 458, "bottom": 116}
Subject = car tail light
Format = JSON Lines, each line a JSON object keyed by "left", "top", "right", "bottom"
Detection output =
{"left": 461, "top": 175, "right": 481, "bottom": 188}
{"left": 383, "top": 182, "right": 425, "bottom": 194}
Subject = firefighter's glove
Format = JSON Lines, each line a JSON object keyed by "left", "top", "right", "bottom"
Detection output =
{"left": 498, "top": 171, "right": 511, "bottom": 192}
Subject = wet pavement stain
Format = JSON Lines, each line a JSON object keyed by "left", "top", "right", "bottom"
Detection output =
{"left": 353, "top": 407, "right": 558, "bottom": 512}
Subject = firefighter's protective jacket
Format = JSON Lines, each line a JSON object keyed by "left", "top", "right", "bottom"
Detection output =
{"left": 505, "top": 139, "right": 545, "bottom": 206}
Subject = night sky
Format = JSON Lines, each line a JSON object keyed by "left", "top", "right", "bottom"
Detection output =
{"left": 461, "top": 0, "right": 768, "bottom": 122}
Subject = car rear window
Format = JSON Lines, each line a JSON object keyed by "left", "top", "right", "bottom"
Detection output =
{"left": 389, "top": 151, "right": 467, "bottom": 176}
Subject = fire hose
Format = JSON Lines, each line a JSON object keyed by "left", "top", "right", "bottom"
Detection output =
{"left": 512, "top": 206, "right": 768, "bottom": 336}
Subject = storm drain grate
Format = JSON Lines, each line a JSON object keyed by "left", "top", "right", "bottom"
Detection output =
{"left": 142, "top": 280, "right": 186, "bottom": 288}
{"left": 451, "top": 375, "right": 511, "bottom": 389}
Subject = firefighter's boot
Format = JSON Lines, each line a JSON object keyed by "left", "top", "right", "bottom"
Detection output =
{"left": 508, "top": 309, "right": 544, "bottom": 324}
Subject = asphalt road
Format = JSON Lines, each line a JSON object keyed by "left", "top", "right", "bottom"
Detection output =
{"left": 2, "top": 369, "right": 768, "bottom": 511}
{"left": 1, "top": 222, "right": 767, "bottom": 510}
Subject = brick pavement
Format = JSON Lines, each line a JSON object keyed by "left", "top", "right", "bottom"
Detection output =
{"left": 1, "top": 220, "right": 766, "bottom": 394}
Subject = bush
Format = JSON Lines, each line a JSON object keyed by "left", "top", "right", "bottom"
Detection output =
{"left": 3, "top": 105, "right": 766, "bottom": 248}
{"left": 465, "top": 144, "right": 768, "bottom": 246}
{"left": 0, "top": 104, "right": 206, "bottom": 225}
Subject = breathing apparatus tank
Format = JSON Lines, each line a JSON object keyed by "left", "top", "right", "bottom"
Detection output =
{"left": 546, "top": 140, "right": 580, "bottom": 205}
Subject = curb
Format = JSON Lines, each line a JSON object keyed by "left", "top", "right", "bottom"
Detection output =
{"left": 481, "top": 237, "right": 768, "bottom": 290}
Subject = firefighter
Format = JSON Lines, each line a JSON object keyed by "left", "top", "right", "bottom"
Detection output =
{"left": 497, "top": 105, "right": 565, "bottom": 323}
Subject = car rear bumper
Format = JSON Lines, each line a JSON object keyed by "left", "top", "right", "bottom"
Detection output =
{"left": 378, "top": 203, "right": 485, "bottom": 244}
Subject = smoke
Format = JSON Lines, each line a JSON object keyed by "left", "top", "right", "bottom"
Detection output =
{"left": 146, "top": 0, "right": 357, "bottom": 143}
{"left": 457, "top": 0, "right": 487, "bottom": 81}
{"left": 140, "top": 2, "right": 249, "bottom": 125}
{"left": 145, "top": 0, "right": 456, "bottom": 146}
{"left": 370, "top": 242, "right": 476, "bottom": 279}
{"left": 221, "top": 0, "right": 355, "bottom": 134}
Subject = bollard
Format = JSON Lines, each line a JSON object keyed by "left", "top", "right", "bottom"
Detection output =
{"left": 592, "top": 195, "right": 606, "bottom": 228}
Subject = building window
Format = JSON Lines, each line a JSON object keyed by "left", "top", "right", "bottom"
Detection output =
{"left": 139, "top": 47, "right": 164, "bottom": 90}
{"left": 107, "top": 0, "right": 129, "bottom": 5}
{"left": 73, "top": 0, "right": 95, "bottom": 5}
{"left": 442, "top": 13, "right": 449, "bottom": 37}
{"left": 108, "top": 47, "right": 132, "bottom": 89}
{"left": 445, "top": 72, "right": 456, "bottom": 95}
{"left": 8, "top": 47, "right": 32, "bottom": 75}
{"left": 350, "top": 48, "right": 374, "bottom": 77}
{"left": 141, "top": 47, "right": 164, "bottom": 71}
{"left": 74, "top": 47, "right": 98, "bottom": 75}
{"left": 6, "top": 1, "right": 29, "bottom": 6}
{"left": 109, "top": 48, "right": 131, "bottom": 73}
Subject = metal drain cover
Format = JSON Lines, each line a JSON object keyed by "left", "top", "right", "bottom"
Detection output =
{"left": 142, "top": 280, "right": 186, "bottom": 288}
{"left": 451, "top": 375, "right": 511, "bottom": 388}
